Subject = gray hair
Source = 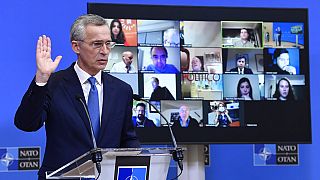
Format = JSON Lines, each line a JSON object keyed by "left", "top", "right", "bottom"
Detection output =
{"left": 70, "top": 14, "right": 109, "bottom": 41}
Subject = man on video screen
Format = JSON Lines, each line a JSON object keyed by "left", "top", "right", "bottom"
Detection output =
{"left": 150, "top": 77, "right": 175, "bottom": 100}
{"left": 110, "top": 51, "right": 136, "bottom": 73}
{"left": 233, "top": 28, "right": 255, "bottom": 47}
{"left": 229, "top": 55, "right": 253, "bottom": 74}
{"left": 132, "top": 103, "right": 156, "bottom": 127}
{"left": 146, "top": 47, "right": 179, "bottom": 73}
{"left": 172, "top": 105, "right": 199, "bottom": 128}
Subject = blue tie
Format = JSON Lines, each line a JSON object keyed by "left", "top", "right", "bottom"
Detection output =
{"left": 87, "top": 77, "right": 100, "bottom": 141}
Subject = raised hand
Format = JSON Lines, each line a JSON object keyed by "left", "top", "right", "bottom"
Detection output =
{"left": 35, "top": 35, "right": 62, "bottom": 83}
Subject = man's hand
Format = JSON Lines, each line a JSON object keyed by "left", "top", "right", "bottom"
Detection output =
{"left": 35, "top": 35, "right": 62, "bottom": 83}
{"left": 283, "top": 65, "right": 296, "bottom": 75}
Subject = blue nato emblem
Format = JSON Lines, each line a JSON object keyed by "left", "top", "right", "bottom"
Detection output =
{"left": 117, "top": 166, "right": 147, "bottom": 180}
{"left": 0, "top": 147, "right": 40, "bottom": 171}
{"left": 0, "top": 148, "right": 19, "bottom": 171}
{"left": 254, "top": 144, "right": 277, "bottom": 166}
{"left": 254, "top": 144, "right": 299, "bottom": 166}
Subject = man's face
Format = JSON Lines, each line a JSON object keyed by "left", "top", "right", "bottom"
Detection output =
{"left": 74, "top": 25, "right": 111, "bottom": 75}
{"left": 191, "top": 57, "right": 202, "bottom": 71}
{"left": 237, "top": 58, "right": 246, "bottom": 69}
{"left": 179, "top": 106, "right": 190, "bottom": 121}
{"left": 240, "top": 29, "right": 249, "bottom": 40}
{"left": 151, "top": 79, "right": 158, "bottom": 90}
{"left": 277, "top": 53, "right": 290, "bottom": 70}
{"left": 123, "top": 52, "right": 134, "bottom": 66}
{"left": 136, "top": 105, "right": 145, "bottom": 119}
{"left": 151, "top": 47, "right": 167, "bottom": 70}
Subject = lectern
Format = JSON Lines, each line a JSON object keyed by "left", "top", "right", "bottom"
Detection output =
{"left": 46, "top": 148, "right": 173, "bottom": 180}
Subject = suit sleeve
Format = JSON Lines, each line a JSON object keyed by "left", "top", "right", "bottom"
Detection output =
{"left": 14, "top": 78, "right": 49, "bottom": 132}
{"left": 120, "top": 87, "right": 141, "bottom": 148}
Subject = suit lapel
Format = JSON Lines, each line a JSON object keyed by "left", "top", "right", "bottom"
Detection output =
{"left": 62, "top": 64, "right": 92, "bottom": 137}
{"left": 98, "top": 73, "right": 116, "bottom": 144}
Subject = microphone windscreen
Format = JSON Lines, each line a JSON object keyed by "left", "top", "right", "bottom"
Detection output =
{"left": 133, "top": 94, "right": 141, "bottom": 101}
{"left": 75, "top": 94, "right": 83, "bottom": 100}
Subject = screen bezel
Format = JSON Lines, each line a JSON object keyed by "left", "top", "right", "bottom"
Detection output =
{"left": 88, "top": 3, "right": 311, "bottom": 144}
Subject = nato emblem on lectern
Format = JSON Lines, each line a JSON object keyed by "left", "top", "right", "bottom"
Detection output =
{"left": 254, "top": 144, "right": 299, "bottom": 166}
{"left": 117, "top": 166, "right": 147, "bottom": 180}
{"left": 0, "top": 147, "right": 40, "bottom": 172}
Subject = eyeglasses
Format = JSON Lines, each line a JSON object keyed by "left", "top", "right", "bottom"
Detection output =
{"left": 78, "top": 40, "right": 116, "bottom": 49}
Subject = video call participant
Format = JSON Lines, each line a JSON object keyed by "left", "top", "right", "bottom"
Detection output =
{"left": 149, "top": 77, "right": 175, "bottom": 101}
{"left": 191, "top": 56, "right": 204, "bottom": 72}
{"left": 132, "top": 103, "right": 156, "bottom": 127}
{"left": 146, "top": 47, "right": 179, "bottom": 73}
{"left": 172, "top": 105, "right": 199, "bottom": 128}
{"left": 229, "top": 55, "right": 253, "bottom": 74}
{"left": 110, "top": 51, "right": 136, "bottom": 73}
{"left": 271, "top": 48, "right": 296, "bottom": 75}
{"left": 163, "top": 28, "right": 180, "bottom": 47}
{"left": 273, "top": 77, "right": 296, "bottom": 101}
{"left": 110, "top": 19, "right": 126, "bottom": 44}
{"left": 233, "top": 28, "right": 255, "bottom": 48}
{"left": 213, "top": 102, "right": 233, "bottom": 127}
{"left": 275, "top": 26, "right": 282, "bottom": 46}
{"left": 14, "top": 14, "right": 140, "bottom": 179}
{"left": 237, "top": 77, "right": 253, "bottom": 100}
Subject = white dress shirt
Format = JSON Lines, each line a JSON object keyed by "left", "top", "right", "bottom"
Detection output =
{"left": 110, "top": 61, "right": 136, "bottom": 73}
{"left": 74, "top": 62, "right": 103, "bottom": 124}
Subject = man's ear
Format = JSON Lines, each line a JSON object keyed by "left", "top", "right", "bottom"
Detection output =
{"left": 71, "top": 41, "right": 80, "bottom": 54}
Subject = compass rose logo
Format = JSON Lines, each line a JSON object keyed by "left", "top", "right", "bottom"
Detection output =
{"left": 258, "top": 147, "right": 272, "bottom": 161}
{"left": 1, "top": 152, "right": 14, "bottom": 167}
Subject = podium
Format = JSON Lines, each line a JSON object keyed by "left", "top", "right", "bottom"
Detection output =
{"left": 46, "top": 148, "right": 173, "bottom": 180}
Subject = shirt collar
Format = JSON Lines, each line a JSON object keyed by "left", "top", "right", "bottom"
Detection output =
{"left": 179, "top": 117, "right": 190, "bottom": 127}
{"left": 74, "top": 61, "right": 102, "bottom": 85}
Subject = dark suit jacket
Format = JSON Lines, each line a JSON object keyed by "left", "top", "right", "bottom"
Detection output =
{"left": 229, "top": 67, "right": 253, "bottom": 74}
{"left": 150, "top": 86, "right": 175, "bottom": 101}
{"left": 172, "top": 116, "right": 199, "bottom": 128}
{"left": 132, "top": 117, "right": 156, "bottom": 127}
{"left": 14, "top": 63, "right": 140, "bottom": 179}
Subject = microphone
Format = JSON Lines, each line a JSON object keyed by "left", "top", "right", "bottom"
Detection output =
{"left": 133, "top": 94, "right": 184, "bottom": 172}
{"left": 76, "top": 95, "right": 102, "bottom": 178}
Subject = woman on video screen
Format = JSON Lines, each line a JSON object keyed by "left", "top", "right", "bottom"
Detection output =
{"left": 213, "top": 102, "right": 232, "bottom": 127}
{"left": 110, "top": 19, "right": 126, "bottom": 44}
{"left": 237, "top": 77, "right": 253, "bottom": 100}
{"left": 273, "top": 77, "right": 296, "bottom": 101}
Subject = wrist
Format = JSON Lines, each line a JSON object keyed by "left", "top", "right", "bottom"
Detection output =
{"left": 36, "top": 71, "right": 50, "bottom": 83}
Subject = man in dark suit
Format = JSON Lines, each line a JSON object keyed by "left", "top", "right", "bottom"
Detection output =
{"left": 132, "top": 103, "right": 157, "bottom": 127}
{"left": 229, "top": 55, "right": 253, "bottom": 74}
{"left": 14, "top": 14, "right": 140, "bottom": 179}
{"left": 149, "top": 77, "right": 175, "bottom": 101}
{"left": 172, "top": 105, "right": 199, "bottom": 128}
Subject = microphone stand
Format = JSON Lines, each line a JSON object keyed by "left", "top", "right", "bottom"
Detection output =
{"left": 76, "top": 96, "right": 102, "bottom": 180}
{"left": 133, "top": 95, "right": 184, "bottom": 173}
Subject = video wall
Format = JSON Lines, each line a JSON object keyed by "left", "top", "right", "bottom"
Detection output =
{"left": 89, "top": 3, "right": 311, "bottom": 143}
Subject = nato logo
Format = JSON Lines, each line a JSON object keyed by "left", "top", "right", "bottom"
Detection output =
{"left": 117, "top": 166, "right": 147, "bottom": 180}
{"left": 0, "top": 147, "right": 40, "bottom": 172}
{"left": 254, "top": 144, "right": 298, "bottom": 166}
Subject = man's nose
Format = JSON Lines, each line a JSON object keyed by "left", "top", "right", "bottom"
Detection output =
{"left": 100, "top": 44, "right": 110, "bottom": 55}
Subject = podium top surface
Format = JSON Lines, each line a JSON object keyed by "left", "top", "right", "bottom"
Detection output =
{"left": 46, "top": 147, "right": 181, "bottom": 179}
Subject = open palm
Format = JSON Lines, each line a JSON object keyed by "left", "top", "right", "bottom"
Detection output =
{"left": 36, "top": 35, "right": 62, "bottom": 83}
